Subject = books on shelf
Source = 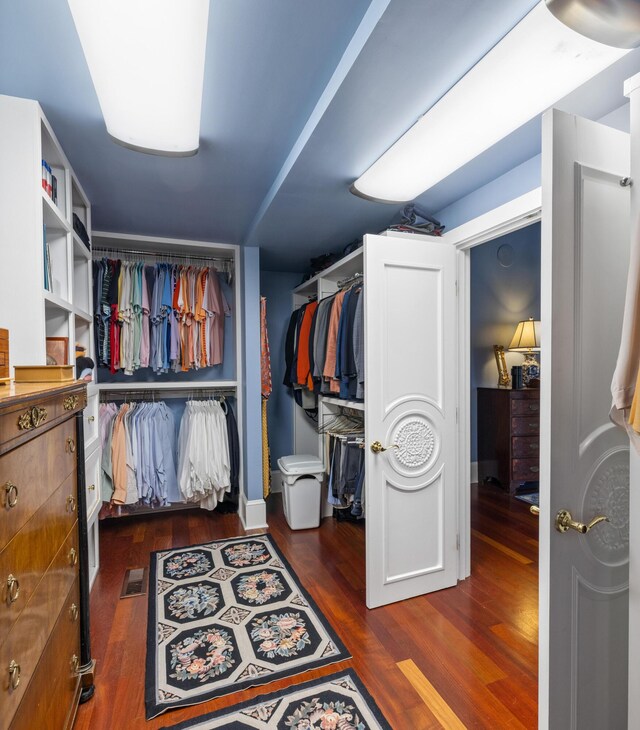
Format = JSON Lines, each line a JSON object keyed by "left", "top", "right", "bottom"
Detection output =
{"left": 41, "top": 158, "right": 58, "bottom": 206}
{"left": 43, "top": 224, "right": 52, "bottom": 291}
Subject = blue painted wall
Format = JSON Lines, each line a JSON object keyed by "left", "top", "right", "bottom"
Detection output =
{"left": 242, "top": 247, "right": 263, "bottom": 502}
{"left": 260, "top": 271, "right": 301, "bottom": 465}
{"left": 470, "top": 223, "right": 541, "bottom": 462}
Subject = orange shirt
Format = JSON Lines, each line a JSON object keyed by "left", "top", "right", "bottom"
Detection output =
{"left": 296, "top": 301, "right": 318, "bottom": 387}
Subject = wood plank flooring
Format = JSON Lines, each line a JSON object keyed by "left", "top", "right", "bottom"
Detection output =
{"left": 74, "top": 484, "right": 538, "bottom": 729}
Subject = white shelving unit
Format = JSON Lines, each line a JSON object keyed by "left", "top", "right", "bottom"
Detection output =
{"left": 291, "top": 249, "right": 365, "bottom": 514}
{"left": 0, "top": 94, "right": 99, "bottom": 588}
{"left": 91, "top": 231, "right": 244, "bottom": 525}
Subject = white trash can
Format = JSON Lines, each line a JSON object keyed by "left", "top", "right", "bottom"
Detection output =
{"left": 277, "top": 454, "right": 324, "bottom": 530}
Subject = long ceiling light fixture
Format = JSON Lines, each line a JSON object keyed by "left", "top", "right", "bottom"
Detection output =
{"left": 351, "top": 1, "right": 631, "bottom": 204}
{"left": 68, "top": 0, "right": 209, "bottom": 157}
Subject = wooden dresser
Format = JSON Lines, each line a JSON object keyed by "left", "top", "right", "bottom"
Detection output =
{"left": 477, "top": 387, "right": 540, "bottom": 494}
{"left": 0, "top": 382, "right": 93, "bottom": 730}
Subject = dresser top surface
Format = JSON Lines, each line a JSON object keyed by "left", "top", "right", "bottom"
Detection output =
{"left": 0, "top": 380, "right": 86, "bottom": 407}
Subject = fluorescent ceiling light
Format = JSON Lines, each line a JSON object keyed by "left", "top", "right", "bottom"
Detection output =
{"left": 68, "top": 0, "right": 209, "bottom": 156}
{"left": 351, "top": 1, "right": 630, "bottom": 203}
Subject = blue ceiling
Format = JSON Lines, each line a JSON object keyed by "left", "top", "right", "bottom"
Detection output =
{"left": 0, "top": 0, "right": 638, "bottom": 271}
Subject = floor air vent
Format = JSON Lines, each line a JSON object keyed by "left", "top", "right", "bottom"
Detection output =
{"left": 120, "top": 567, "right": 148, "bottom": 598}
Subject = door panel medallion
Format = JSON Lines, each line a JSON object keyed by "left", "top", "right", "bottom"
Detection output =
{"left": 389, "top": 415, "right": 438, "bottom": 477}
{"left": 583, "top": 452, "right": 629, "bottom": 566}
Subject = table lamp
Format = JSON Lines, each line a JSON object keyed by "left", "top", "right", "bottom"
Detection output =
{"left": 509, "top": 317, "right": 541, "bottom": 386}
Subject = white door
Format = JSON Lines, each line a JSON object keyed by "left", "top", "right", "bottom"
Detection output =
{"left": 364, "top": 232, "right": 458, "bottom": 608}
{"left": 540, "top": 109, "right": 631, "bottom": 729}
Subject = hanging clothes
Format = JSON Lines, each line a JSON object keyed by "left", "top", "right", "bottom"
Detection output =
{"left": 100, "top": 400, "right": 182, "bottom": 511}
{"left": 260, "top": 297, "right": 272, "bottom": 498}
{"left": 92, "top": 258, "right": 231, "bottom": 375}
{"left": 611, "top": 222, "right": 640, "bottom": 450}
{"left": 177, "top": 400, "right": 231, "bottom": 510}
{"left": 285, "top": 284, "right": 364, "bottom": 406}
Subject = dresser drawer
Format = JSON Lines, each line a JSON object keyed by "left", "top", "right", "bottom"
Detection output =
{"left": 511, "top": 458, "right": 540, "bottom": 481}
{"left": 511, "top": 398, "right": 540, "bottom": 416}
{"left": 8, "top": 578, "right": 80, "bottom": 730}
{"left": 84, "top": 447, "right": 101, "bottom": 522}
{"left": 0, "top": 388, "right": 85, "bottom": 456}
{"left": 83, "top": 392, "right": 99, "bottom": 454}
{"left": 0, "top": 474, "right": 77, "bottom": 642}
{"left": 0, "top": 528, "right": 78, "bottom": 728}
{"left": 511, "top": 416, "right": 539, "bottom": 436}
{"left": 512, "top": 436, "right": 540, "bottom": 458}
{"left": 0, "top": 419, "right": 76, "bottom": 550}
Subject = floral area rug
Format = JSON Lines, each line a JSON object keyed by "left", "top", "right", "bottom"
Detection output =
{"left": 160, "top": 669, "right": 392, "bottom": 729}
{"left": 146, "top": 534, "right": 350, "bottom": 719}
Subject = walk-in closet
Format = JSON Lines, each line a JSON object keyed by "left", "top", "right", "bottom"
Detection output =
{"left": 2, "top": 1, "right": 639, "bottom": 727}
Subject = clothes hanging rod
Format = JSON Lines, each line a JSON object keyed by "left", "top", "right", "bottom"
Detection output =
{"left": 337, "top": 272, "right": 363, "bottom": 289}
{"left": 92, "top": 246, "right": 234, "bottom": 265}
{"left": 99, "top": 387, "right": 237, "bottom": 401}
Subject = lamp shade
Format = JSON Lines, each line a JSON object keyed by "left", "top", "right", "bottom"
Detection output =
{"left": 509, "top": 318, "right": 541, "bottom": 352}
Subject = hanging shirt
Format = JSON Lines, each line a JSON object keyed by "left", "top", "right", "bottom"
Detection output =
{"left": 296, "top": 300, "right": 318, "bottom": 388}
{"left": 323, "top": 290, "right": 347, "bottom": 394}
{"left": 261, "top": 296, "right": 272, "bottom": 398}
{"left": 611, "top": 222, "right": 640, "bottom": 450}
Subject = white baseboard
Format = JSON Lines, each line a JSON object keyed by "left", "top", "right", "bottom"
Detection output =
{"left": 270, "top": 470, "right": 282, "bottom": 493}
{"left": 470, "top": 461, "right": 478, "bottom": 484}
{"left": 239, "top": 492, "right": 268, "bottom": 531}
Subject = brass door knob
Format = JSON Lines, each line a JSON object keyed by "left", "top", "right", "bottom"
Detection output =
{"left": 370, "top": 441, "right": 397, "bottom": 454}
{"left": 69, "top": 603, "right": 79, "bottom": 622}
{"left": 66, "top": 438, "right": 76, "bottom": 454}
{"left": 8, "top": 660, "right": 20, "bottom": 690}
{"left": 4, "top": 482, "right": 18, "bottom": 509}
{"left": 68, "top": 547, "right": 78, "bottom": 566}
{"left": 530, "top": 506, "right": 540, "bottom": 516}
{"left": 66, "top": 495, "right": 76, "bottom": 512}
{"left": 87, "top": 415, "right": 95, "bottom": 423}
{"left": 88, "top": 484, "right": 96, "bottom": 492}
{"left": 555, "top": 509, "right": 609, "bottom": 534}
{"left": 6, "top": 575, "right": 19, "bottom": 604}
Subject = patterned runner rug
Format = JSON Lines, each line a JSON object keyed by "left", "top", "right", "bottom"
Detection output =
{"left": 146, "top": 534, "right": 350, "bottom": 719}
{"left": 160, "top": 669, "right": 392, "bottom": 729}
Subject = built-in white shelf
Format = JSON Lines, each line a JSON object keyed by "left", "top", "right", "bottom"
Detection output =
{"left": 320, "top": 395, "right": 365, "bottom": 411}
{"left": 44, "top": 290, "right": 73, "bottom": 312}
{"left": 42, "top": 189, "right": 70, "bottom": 233}
{"left": 74, "top": 307, "right": 92, "bottom": 323}
{"left": 72, "top": 232, "right": 91, "bottom": 260}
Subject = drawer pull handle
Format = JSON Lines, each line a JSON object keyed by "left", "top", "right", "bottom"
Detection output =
{"left": 68, "top": 547, "right": 78, "bottom": 566}
{"left": 69, "top": 603, "right": 79, "bottom": 622}
{"left": 6, "top": 575, "right": 19, "bottom": 604}
{"left": 4, "top": 482, "right": 18, "bottom": 509}
{"left": 87, "top": 415, "right": 95, "bottom": 423}
{"left": 530, "top": 466, "right": 540, "bottom": 473}
{"left": 88, "top": 484, "right": 96, "bottom": 492}
{"left": 70, "top": 654, "right": 80, "bottom": 674}
{"left": 63, "top": 395, "right": 79, "bottom": 411}
{"left": 66, "top": 495, "right": 76, "bottom": 512}
{"left": 17, "top": 406, "right": 47, "bottom": 430}
{"left": 66, "top": 437, "right": 76, "bottom": 454}
{"left": 8, "top": 660, "right": 20, "bottom": 690}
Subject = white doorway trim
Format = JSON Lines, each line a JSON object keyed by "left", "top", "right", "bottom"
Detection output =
{"left": 442, "top": 187, "right": 542, "bottom": 579}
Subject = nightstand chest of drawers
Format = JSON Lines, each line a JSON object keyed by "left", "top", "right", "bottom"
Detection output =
{"left": 0, "top": 382, "right": 94, "bottom": 730}
{"left": 477, "top": 387, "right": 540, "bottom": 494}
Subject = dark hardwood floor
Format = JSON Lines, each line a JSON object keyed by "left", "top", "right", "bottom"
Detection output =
{"left": 74, "top": 484, "right": 538, "bottom": 729}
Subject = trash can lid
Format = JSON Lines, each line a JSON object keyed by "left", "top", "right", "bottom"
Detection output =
{"left": 278, "top": 454, "right": 324, "bottom": 475}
